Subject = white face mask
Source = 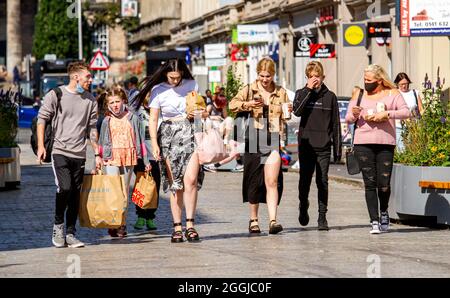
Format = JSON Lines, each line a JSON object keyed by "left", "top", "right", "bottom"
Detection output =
{"left": 108, "top": 104, "right": 126, "bottom": 117}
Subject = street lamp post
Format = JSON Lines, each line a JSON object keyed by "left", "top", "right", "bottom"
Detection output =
{"left": 78, "top": 0, "right": 83, "bottom": 61}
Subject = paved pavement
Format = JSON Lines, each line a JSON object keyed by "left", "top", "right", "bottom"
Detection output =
{"left": 1, "top": 129, "right": 449, "bottom": 278}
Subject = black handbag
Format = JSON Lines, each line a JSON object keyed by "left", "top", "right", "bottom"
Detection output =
{"left": 346, "top": 89, "right": 363, "bottom": 175}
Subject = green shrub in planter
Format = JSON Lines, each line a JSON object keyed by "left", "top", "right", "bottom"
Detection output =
{"left": 224, "top": 65, "right": 244, "bottom": 119}
{"left": 395, "top": 68, "right": 450, "bottom": 167}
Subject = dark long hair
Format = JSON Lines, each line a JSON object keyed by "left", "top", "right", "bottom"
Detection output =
{"left": 394, "top": 72, "right": 412, "bottom": 84}
{"left": 136, "top": 58, "right": 194, "bottom": 109}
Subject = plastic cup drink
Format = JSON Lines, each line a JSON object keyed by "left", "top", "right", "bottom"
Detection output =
{"left": 282, "top": 103, "right": 291, "bottom": 119}
{"left": 377, "top": 102, "right": 386, "bottom": 113}
{"left": 367, "top": 109, "right": 374, "bottom": 116}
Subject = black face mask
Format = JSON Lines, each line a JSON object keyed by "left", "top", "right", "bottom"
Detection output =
{"left": 365, "top": 82, "right": 379, "bottom": 92}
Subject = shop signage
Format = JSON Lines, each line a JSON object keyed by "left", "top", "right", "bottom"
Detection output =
{"left": 294, "top": 35, "right": 317, "bottom": 57}
{"left": 230, "top": 44, "right": 249, "bottom": 61}
{"left": 121, "top": 0, "right": 138, "bottom": 17}
{"left": 204, "top": 44, "right": 227, "bottom": 59}
{"left": 400, "top": 0, "right": 450, "bottom": 36}
{"left": 192, "top": 66, "right": 208, "bottom": 76}
{"left": 367, "top": 22, "right": 392, "bottom": 38}
{"left": 206, "top": 58, "right": 227, "bottom": 67}
{"left": 343, "top": 23, "right": 366, "bottom": 47}
{"left": 237, "top": 24, "right": 278, "bottom": 44}
{"left": 208, "top": 70, "right": 221, "bottom": 83}
{"left": 310, "top": 44, "right": 336, "bottom": 59}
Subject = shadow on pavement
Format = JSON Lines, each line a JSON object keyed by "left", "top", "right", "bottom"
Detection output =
{"left": 0, "top": 164, "right": 214, "bottom": 252}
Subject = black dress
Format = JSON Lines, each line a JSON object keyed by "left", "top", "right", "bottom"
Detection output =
{"left": 242, "top": 106, "right": 283, "bottom": 204}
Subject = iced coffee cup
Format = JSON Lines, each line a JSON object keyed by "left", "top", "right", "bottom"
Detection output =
{"left": 282, "top": 103, "right": 291, "bottom": 120}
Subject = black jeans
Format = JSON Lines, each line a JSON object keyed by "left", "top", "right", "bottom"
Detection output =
{"left": 298, "top": 144, "right": 331, "bottom": 214}
{"left": 52, "top": 154, "right": 86, "bottom": 235}
{"left": 133, "top": 159, "right": 161, "bottom": 220}
{"left": 354, "top": 144, "right": 395, "bottom": 222}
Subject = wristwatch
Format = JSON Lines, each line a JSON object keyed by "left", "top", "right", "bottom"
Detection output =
{"left": 95, "top": 153, "right": 100, "bottom": 157}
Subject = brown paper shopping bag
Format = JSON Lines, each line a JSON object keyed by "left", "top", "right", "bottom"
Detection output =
{"left": 131, "top": 172, "right": 157, "bottom": 209}
{"left": 186, "top": 91, "right": 206, "bottom": 115}
{"left": 79, "top": 171, "right": 128, "bottom": 228}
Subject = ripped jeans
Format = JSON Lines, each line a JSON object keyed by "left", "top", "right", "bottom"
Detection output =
{"left": 354, "top": 144, "right": 395, "bottom": 223}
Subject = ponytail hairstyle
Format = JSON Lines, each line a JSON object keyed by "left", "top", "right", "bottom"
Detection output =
{"left": 136, "top": 58, "right": 194, "bottom": 109}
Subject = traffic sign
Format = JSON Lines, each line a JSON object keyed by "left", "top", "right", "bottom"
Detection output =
{"left": 89, "top": 51, "right": 110, "bottom": 70}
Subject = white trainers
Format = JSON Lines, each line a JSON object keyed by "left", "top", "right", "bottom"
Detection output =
{"left": 370, "top": 221, "right": 381, "bottom": 234}
{"left": 231, "top": 164, "right": 244, "bottom": 173}
{"left": 380, "top": 211, "right": 390, "bottom": 232}
{"left": 203, "top": 164, "right": 218, "bottom": 173}
{"left": 66, "top": 234, "right": 85, "bottom": 248}
{"left": 291, "top": 160, "right": 300, "bottom": 170}
{"left": 52, "top": 224, "right": 66, "bottom": 248}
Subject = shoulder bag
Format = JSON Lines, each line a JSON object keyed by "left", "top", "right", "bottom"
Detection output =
{"left": 346, "top": 88, "right": 363, "bottom": 175}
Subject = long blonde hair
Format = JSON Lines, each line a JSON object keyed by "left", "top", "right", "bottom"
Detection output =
{"left": 364, "top": 64, "right": 396, "bottom": 89}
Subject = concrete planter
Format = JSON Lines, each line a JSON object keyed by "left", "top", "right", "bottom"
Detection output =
{"left": 0, "top": 147, "right": 21, "bottom": 188}
{"left": 389, "top": 164, "right": 450, "bottom": 225}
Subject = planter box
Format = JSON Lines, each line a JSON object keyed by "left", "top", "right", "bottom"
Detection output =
{"left": 0, "top": 147, "right": 21, "bottom": 188}
{"left": 389, "top": 164, "right": 450, "bottom": 225}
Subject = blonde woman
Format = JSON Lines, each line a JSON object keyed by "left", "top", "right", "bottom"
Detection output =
{"left": 230, "top": 57, "right": 292, "bottom": 235}
{"left": 345, "top": 64, "right": 411, "bottom": 234}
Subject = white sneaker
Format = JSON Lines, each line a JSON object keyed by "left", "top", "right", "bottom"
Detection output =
{"left": 203, "top": 164, "right": 218, "bottom": 173}
{"left": 66, "top": 234, "right": 85, "bottom": 248}
{"left": 380, "top": 212, "right": 390, "bottom": 232}
{"left": 52, "top": 224, "right": 66, "bottom": 248}
{"left": 231, "top": 164, "right": 244, "bottom": 173}
{"left": 370, "top": 221, "right": 381, "bottom": 234}
{"left": 291, "top": 160, "right": 300, "bottom": 169}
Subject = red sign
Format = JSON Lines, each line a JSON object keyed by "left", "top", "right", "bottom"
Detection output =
{"left": 89, "top": 51, "right": 110, "bottom": 70}
{"left": 400, "top": 0, "right": 410, "bottom": 37}
{"left": 310, "top": 44, "right": 336, "bottom": 58}
{"left": 230, "top": 44, "right": 249, "bottom": 61}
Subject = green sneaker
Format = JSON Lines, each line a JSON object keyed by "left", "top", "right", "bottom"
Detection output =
{"left": 134, "top": 217, "right": 146, "bottom": 230}
{"left": 146, "top": 219, "right": 157, "bottom": 230}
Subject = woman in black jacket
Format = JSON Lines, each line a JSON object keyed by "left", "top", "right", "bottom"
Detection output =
{"left": 293, "top": 61, "right": 342, "bottom": 231}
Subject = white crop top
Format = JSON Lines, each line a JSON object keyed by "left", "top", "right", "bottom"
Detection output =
{"left": 148, "top": 79, "right": 198, "bottom": 120}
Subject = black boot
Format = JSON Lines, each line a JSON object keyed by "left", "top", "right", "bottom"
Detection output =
{"left": 298, "top": 200, "right": 310, "bottom": 226}
{"left": 318, "top": 213, "right": 329, "bottom": 231}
